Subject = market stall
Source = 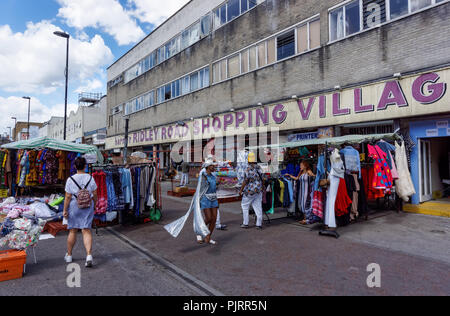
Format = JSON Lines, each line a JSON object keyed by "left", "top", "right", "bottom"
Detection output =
{"left": 247, "top": 133, "right": 415, "bottom": 237}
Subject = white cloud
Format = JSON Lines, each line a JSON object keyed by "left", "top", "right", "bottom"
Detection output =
{"left": 57, "top": 0, "right": 145, "bottom": 46}
{"left": 0, "top": 20, "right": 113, "bottom": 95}
{"left": 129, "top": 0, "right": 190, "bottom": 27}
{"left": 0, "top": 96, "right": 77, "bottom": 135}
{"left": 75, "top": 78, "right": 104, "bottom": 93}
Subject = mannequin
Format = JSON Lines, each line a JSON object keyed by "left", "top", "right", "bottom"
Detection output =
{"left": 322, "top": 148, "right": 345, "bottom": 238}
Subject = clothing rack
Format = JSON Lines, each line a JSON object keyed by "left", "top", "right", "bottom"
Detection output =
{"left": 89, "top": 159, "right": 162, "bottom": 225}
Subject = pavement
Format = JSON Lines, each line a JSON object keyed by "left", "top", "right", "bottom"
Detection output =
{"left": 0, "top": 180, "right": 449, "bottom": 296}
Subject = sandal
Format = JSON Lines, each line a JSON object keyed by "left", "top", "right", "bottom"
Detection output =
{"left": 196, "top": 235, "right": 204, "bottom": 244}
{"left": 208, "top": 240, "right": 218, "bottom": 245}
{"left": 299, "top": 220, "right": 308, "bottom": 225}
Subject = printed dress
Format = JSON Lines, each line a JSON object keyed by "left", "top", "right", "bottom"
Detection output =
{"left": 367, "top": 144, "right": 393, "bottom": 191}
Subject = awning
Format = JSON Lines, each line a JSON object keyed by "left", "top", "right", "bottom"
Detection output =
{"left": 1, "top": 136, "right": 104, "bottom": 163}
{"left": 247, "top": 133, "right": 402, "bottom": 150}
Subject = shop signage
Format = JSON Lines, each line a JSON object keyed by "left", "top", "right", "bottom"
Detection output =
{"left": 288, "top": 131, "right": 318, "bottom": 142}
{"left": 106, "top": 68, "right": 450, "bottom": 149}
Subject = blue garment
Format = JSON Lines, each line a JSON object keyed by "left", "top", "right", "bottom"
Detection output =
{"left": 121, "top": 168, "right": 133, "bottom": 204}
{"left": 284, "top": 177, "right": 294, "bottom": 203}
{"left": 200, "top": 173, "right": 219, "bottom": 209}
{"left": 105, "top": 171, "right": 117, "bottom": 212}
{"left": 281, "top": 163, "right": 300, "bottom": 177}
{"left": 376, "top": 141, "right": 396, "bottom": 169}
{"left": 134, "top": 168, "right": 141, "bottom": 216}
{"left": 340, "top": 146, "right": 361, "bottom": 178}
{"left": 313, "top": 154, "right": 330, "bottom": 191}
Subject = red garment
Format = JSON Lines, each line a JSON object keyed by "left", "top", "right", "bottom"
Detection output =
{"left": 312, "top": 191, "right": 325, "bottom": 219}
{"left": 367, "top": 144, "right": 393, "bottom": 190}
{"left": 93, "top": 171, "right": 108, "bottom": 215}
{"left": 335, "top": 179, "right": 352, "bottom": 217}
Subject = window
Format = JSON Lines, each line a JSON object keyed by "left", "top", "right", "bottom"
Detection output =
{"left": 203, "top": 67, "right": 210, "bottom": 87}
{"left": 277, "top": 30, "right": 295, "bottom": 61}
{"left": 241, "top": 49, "right": 249, "bottom": 73}
{"left": 345, "top": 0, "right": 360, "bottom": 36}
{"left": 227, "top": 0, "right": 240, "bottom": 21}
{"left": 189, "top": 22, "right": 201, "bottom": 46}
{"left": 157, "top": 87, "right": 165, "bottom": 103}
{"left": 201, "top": 14, "right": 211, "bottom": 37}
{"left": 181, "top": 30, "right": 190, "bottom": 50}
{"left": 309, "top": 19, "right": 320, "bottom": 49}
{"left": 220, "top": 59, "right": 227, "bottom": 81}
{"left": 389, "top": 0, "right": 409, "bottom": 18}
{"left": 157, "top": 47, "right": 165, "bottom": 64}
{"left": 297, "top": 24, "right": 308, "bottom": 53}
{"left": 227, "top": 54, "right": 240, "bottom": 78}
{"left": 249, "top": 0, "right": 257, "bottom": 9}
{"left": 164, "top": 84, "right": 171, "bottom": 101}
{"left": 182, "top": 76, "right": 190, "bottom": 94}
{"left": 213, "top": 8, "right": 221, "bottom": 29}
{"left": 249, "top": 46, "right": 256, "bottom": 71}
{"left": 267, "top": 38, "right": 276, "bottom": 64}
{"left": 258, "top": 42, "right": 266, "bottom": 67}
{"left": 171, "top": 80, "right": 180, "bottom": 98}
{"left": 190, "top": 72, "right": 199, "bottom": 91}
{"left": 241, "top": 0, "right": 248, "bottom": 13}
{"left": 363, "top": 0, "right": 387, "bottom": 29}
{"left": 220, "top": 4, "right": 227, "bottom": 25}
{"left": 330, "top": 0, "right": 361, "bottom": 41}
{"left": 411, "top": 0, "right": 432, "bottom": 11}
{"left": 213, "top": 62, "right": 220, "bottom": 83}
{"left": 330, "top": 7, "right": 344, "bottom": 41}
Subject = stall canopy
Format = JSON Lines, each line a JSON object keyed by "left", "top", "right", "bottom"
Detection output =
{"left": 1, "top": 136, "right": 104, "bottom": 164}
{"left": 247, "top": 133, "right": 403, "bottom": 150}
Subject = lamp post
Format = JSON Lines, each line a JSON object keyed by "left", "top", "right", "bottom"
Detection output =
{"left": 11, "top": 117, "right": 16, "bottom": 141}
{"left": 53, "top": 31, "right": 70, "bottom": 141}
{"left": 22, "top": 96, "right": 31, "bottom": 139}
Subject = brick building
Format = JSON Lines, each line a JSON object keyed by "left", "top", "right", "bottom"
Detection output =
{"left": 106, "top": 0, "right": 450, "bottom": 205}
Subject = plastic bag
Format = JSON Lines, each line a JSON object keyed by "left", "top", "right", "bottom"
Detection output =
{"left": 29, "top": 202, "right": 56, "bottom": 218}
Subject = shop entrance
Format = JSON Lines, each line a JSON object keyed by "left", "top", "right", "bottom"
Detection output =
{"left": 419, "top": 137, "right": 450, "bottom": 202}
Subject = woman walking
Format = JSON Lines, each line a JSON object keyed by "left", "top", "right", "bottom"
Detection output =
{"left": 63, "top": 157, "right": 98, "bottom": 267}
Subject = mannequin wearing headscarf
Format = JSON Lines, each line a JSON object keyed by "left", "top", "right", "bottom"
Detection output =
{"left": 324, "top": 149, "right": 345, "bottom": 229}
{"left": 164, "top": 160, "right": 214, "bottom": 241}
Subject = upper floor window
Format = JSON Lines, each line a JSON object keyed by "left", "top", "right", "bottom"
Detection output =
{"left": 329, "top": 0, "right": 444, "bottom": 42}
{"left": 213, "top": 0, "right": 264, "bottom": 30}
{"left": 212, "top": 16, "right": 320, "bottom": 84}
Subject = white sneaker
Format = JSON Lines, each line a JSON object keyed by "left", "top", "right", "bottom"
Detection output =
{"left": 85, "top": 255, "right": 93, "bottom": 268}
{"left": 64, "top": 254, "right": 73, "bottom": 263}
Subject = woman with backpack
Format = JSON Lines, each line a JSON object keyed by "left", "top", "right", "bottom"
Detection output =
{"left": 63, "top": 157, "right": 98, "bottom": 268}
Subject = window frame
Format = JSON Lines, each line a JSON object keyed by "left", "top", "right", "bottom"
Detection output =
{"left": 328, "top": 0, "right": 447, "bottom": 43}
{"left": 211, "top": 14, "right": 320, "bottom": 85}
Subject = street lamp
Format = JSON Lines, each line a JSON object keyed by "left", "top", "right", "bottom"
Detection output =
{"left": 22, "top": 96, "right": 31, "bottom": 139}
{"left": 11, "top": 117, "right": 16, "bottom": 141}
{"left": 53, "top": 30, "right": 70, "bottom": 141}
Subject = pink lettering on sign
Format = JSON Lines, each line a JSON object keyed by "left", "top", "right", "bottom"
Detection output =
{"left": 168, "top": 126, "right": 173, "bottom": 138}
{"left": 297, "top": 97, "right": 315, "bottom": 120}
{"left": 319, "top": 95, "right": 326, "bottom": 118}
{"left": 236, "top": 112, "right": 245, "bottom": 128}
{"left": 133, "top": 133, "right": 138, "bottom": 144}
{"left": 224, "top": 114, "right": 234, "bottom": 131}
{"left": 140, "top": 131, "right": 145, "bottom": 142}
{"left": 354, "top": 88, "right": 374, "bottom": 113}
{"left": 332, "top": 93, "right": 350, "bottom": 116}
{"left": 412, "top": 72, "right": 447, "bottom": 104}
{"left": 256, "top": 107, "right": 269, "bottom": 126}
{"left": 212, "top": 117, "right": 221, "bottom": 132}
{"left": 202, "top": 118, "right": 210, "bottom": 134}
{"left": 161, "top": 127, "right": 167, "bottom": 140}
{"left": 153, "top": 128, "right": 159, "bottom": 140}
{"left": 377, "top": 81, "right": 408, "bottom": 110}
{"left": 193, "top": 120, "right": 200, "bottom": 135}
{"left": 273, "top": 104, "right": 287, "bottom": 124}
{"left": 248, "top": 110, "right": 253, "bottom": 128}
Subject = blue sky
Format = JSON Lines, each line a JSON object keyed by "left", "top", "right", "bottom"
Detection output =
{"left": 0, "top": 0, "right": 189, "bottom": 136}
